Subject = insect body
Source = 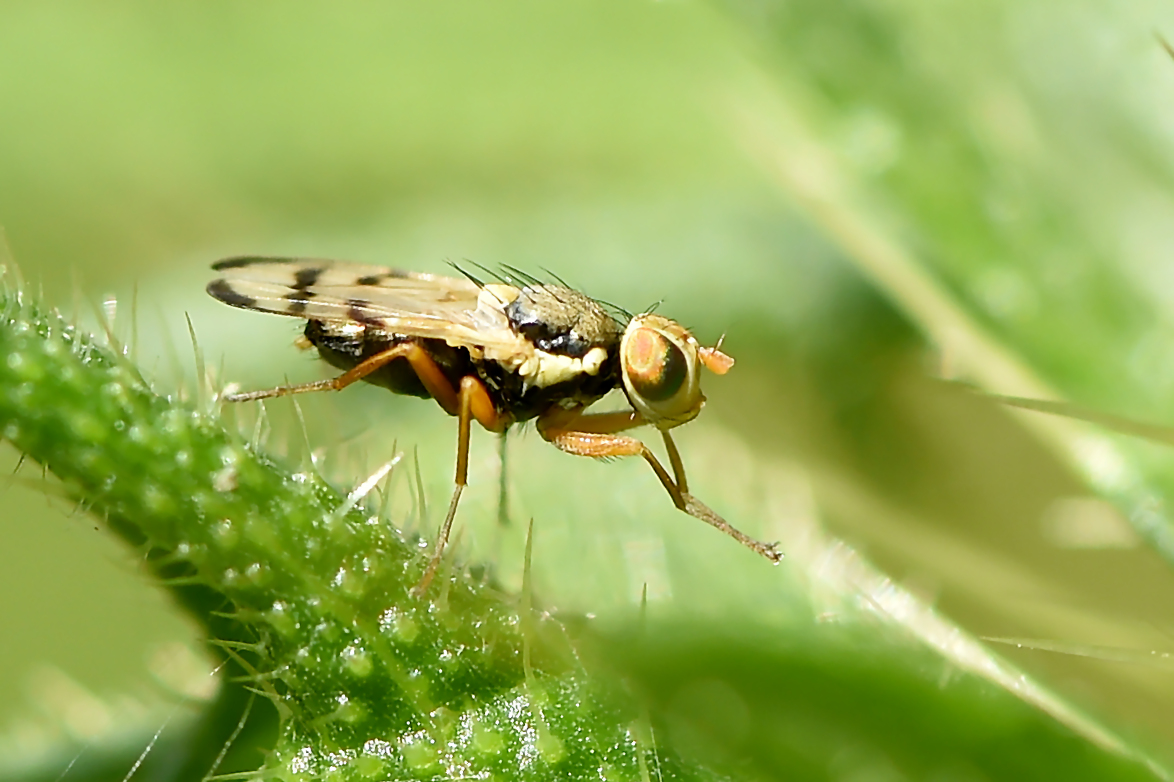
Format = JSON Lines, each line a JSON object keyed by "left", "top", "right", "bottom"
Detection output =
{"left": 207, "top": 257, "right": 781, "bottom": 594}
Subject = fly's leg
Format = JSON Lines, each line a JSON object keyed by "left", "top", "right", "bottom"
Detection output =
{"left": 537, "top": 410, "right": 782, "bottom": 564}
{"left": 658, "top": 429, "right": 781, "bottom": 562}
{"left": 412, "top": 375, "right": 506, "bottom": 597}
{"left": 496, "top": 430, "right": 511, "bottom": 528}
{"left": 661, "top": 430, "right": 688, "bottom": 495}
{"left": 220, "top": 341, "right": 455, "bottom": 404}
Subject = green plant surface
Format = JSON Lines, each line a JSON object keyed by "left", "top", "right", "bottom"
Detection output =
{"left": 3, "top": 1, "right": 1174, "bottom": 781}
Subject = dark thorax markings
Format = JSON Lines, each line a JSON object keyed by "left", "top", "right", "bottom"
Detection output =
{"left": 493, "top": 284, "right": 623, "bottom": 419}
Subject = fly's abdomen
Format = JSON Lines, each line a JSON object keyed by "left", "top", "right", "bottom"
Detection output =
{"left": 303, "top": 320, "right": 436, "bottom": 399}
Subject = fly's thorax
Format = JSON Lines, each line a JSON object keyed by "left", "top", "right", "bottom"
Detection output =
{"left": 503, "top": 284, "right": 623, "bottom": 390}
{"left": 620, "top": 314, "right": 734, "bottom": 430}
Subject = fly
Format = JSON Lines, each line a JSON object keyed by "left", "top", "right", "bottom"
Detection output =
{"left": 206, "top": 257, "right": 782, "bottom": 594}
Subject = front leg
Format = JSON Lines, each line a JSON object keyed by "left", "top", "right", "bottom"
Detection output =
{"left": 541, "top": 424, "right": 685, "bottom": 508}
{"left": 537, "top": 410, "right": 782, "bottom": 563}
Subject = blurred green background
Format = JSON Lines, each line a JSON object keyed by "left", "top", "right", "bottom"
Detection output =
{"left": 5, "top": 0, "right": 1174, "bottom": 777}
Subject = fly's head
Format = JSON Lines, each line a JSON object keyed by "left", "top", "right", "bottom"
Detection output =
{"left": 619, "top": 313, "right": 734, "bottom": 430}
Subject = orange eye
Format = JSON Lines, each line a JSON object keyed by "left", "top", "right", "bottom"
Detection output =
{"left": 620, "top": 313, "right": 706, "bottom": 429}
{"left": 623, "top": 326, "right": 688, "bottom": 402}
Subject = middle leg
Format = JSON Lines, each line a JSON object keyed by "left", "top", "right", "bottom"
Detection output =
{"left": 412, "top": 374, "right": 507, "bottom": 596}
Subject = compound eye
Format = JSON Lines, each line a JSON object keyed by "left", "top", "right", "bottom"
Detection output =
{"left": 623, "top": 326, "right": 689, "bottom": 403}
{"left": 620, "top": 314, "right": 706, "bottom": 429}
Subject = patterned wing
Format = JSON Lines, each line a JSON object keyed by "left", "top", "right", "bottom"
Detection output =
{"left": 207, "top": 257, "right": 524, "bottom": 353}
